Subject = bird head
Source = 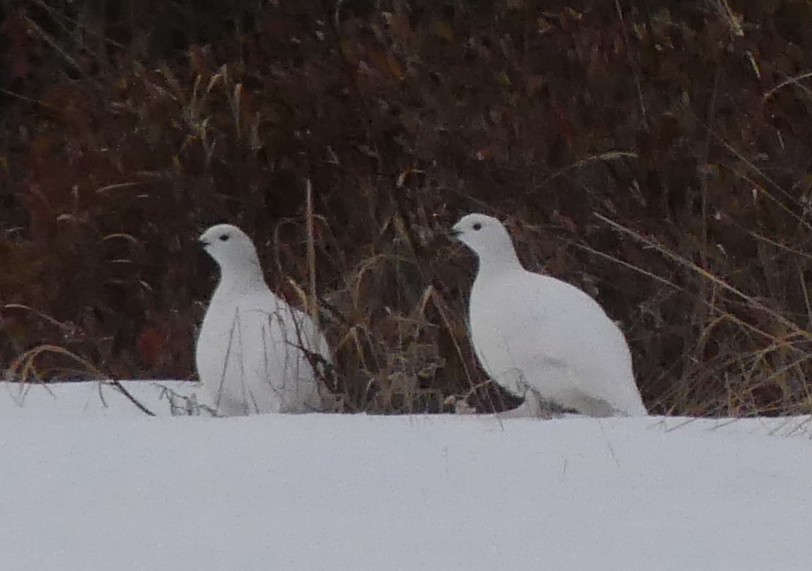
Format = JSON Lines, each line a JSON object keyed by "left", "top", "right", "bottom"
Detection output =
{"left": 198, "top": 224, "right": 262, "bottom": 277}
{"left": 450, "top": 213, "right": 517, "bottom": 262}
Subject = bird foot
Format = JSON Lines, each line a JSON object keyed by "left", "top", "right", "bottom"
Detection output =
{"left": 495, "top": 391, "right": 565, "bottom": 420}
{"left": 444, "top": 395, "right": 478, "bottom": 415}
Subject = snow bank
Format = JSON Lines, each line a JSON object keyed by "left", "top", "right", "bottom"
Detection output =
{"left": 1, "top": 381, "right": 810, "bottom": 570}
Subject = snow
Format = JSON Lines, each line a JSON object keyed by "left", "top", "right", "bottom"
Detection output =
{"left": 1, "top": 380, "right": 811, "bottom": 570}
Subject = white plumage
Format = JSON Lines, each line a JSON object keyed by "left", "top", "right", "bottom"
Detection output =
{"left": 195, "top": 224, "right": 329, "bottom": 415}
{"left": 452, "top": 213, "right": 647, "bottom": 417}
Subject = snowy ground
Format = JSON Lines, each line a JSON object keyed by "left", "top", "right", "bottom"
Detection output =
{"left": 1, "top": 381, "right": 811, "bottom": 571}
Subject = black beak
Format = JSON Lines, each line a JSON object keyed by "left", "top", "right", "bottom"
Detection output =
{"left": 448, "top": 228, "right": 462, "bottom": 238}
{"left": 198, "top": 238, "right": 210, "bottom": 247}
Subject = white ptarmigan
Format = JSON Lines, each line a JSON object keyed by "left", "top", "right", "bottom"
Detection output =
{"left": 452, "top": 213, "right": 647, "bottom": 417}
{"left": 195, "top": 224, "right": 329, "bottom": 415}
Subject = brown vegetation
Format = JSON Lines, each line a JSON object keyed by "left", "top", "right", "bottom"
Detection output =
{"left": 2, "top": 0, "right": 812, "bottom": 416}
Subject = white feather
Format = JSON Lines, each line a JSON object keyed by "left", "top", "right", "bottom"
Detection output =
{"left": 195, "top": 224, "right": 329, "bottom": 415}
{"left": 452, "top": 213, "right": 647, "bottom": 417}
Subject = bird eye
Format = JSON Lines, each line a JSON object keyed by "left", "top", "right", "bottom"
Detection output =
{"left": 472, "top": 223, "right": 482, "bottom": 231}
{"left": 219, "top": 234, "right": 229, "bottom": 241}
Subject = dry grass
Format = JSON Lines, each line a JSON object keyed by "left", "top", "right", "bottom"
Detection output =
{"left": 2, "top": 0, "right": 812, "bottom": 417}
{"left": 5, "top": 343, "right": 155, "bottom": 415}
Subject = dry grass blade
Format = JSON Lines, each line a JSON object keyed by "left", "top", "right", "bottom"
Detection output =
{"left": 5, "top": 345, "right": 155, "bottom": 416}
{"left": 3, "top": 304, "right": 69, "bottom": 331}
{"left": 542, "top": 151, "right": 637, "bottom": 185}
{"left": 594, "top": 212, "right": 812, "bottom": 343}
{"left": 763, "top": 72, "right": 812, "bottom": 100}
{"left": 568, "top": 240, "right": 686, "bottom": 293}
{"left": 305, "top": 179, "right": 318, "bottom": 327}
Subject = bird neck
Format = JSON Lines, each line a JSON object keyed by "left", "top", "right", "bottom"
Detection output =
{"left": 216, "top": 259, "right": 267, "bottom": 296}
{"left": 476, "top": 248, "right": 523, "bottom": 274}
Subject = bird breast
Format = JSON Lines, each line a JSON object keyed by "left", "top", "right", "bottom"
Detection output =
{"left": 195, "top": 291, "right": 322, "bottom": 414}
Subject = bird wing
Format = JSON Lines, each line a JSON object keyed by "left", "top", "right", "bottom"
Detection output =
{"left": 239, "top": 290, "right": 326, "bottom": 411}
{"left": 473, "top": 271, "right": 644, "bottom": 415}
{"left": 525, "top": 276, "right": 645, "bottom": 415}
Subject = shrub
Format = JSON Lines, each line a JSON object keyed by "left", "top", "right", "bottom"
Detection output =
{"left": 2, "top": 0, "right": 812, "bottom": 416}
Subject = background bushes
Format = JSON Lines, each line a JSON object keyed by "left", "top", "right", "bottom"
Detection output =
{"left": 2, "top": 0, "right": 812, "bottom": 416}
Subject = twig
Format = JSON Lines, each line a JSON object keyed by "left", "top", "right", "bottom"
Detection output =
{"left": 105, "top": 379, "right": 156, "bottom": 416}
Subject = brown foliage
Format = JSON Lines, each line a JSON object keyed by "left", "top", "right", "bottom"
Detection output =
{"left": 2, "top": 0, "right": 812, "bottom": 416}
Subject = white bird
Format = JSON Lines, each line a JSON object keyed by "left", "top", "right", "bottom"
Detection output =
{"left": 451, "top": 213, "right": 647, "bottom": 418}
{"left": 195, "top": 223, "right": 329, "bottom": 415}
